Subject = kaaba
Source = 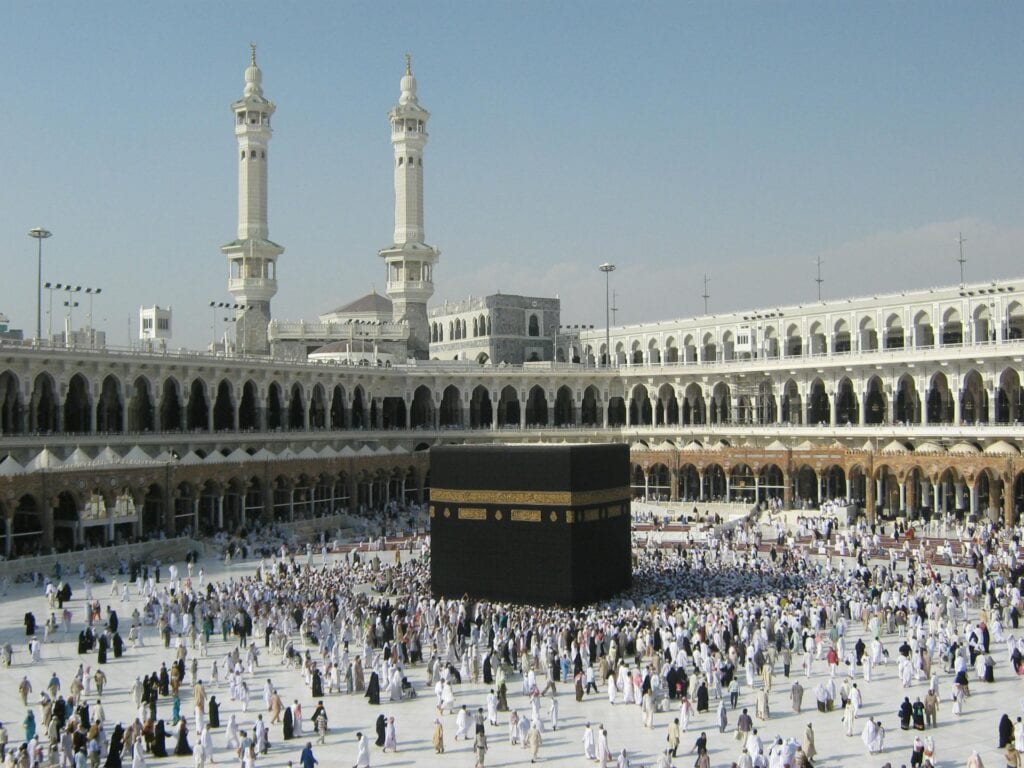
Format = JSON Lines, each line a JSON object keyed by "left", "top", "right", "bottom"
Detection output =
{"left": 429, "top": 443, "right": 632, "bottom": 606}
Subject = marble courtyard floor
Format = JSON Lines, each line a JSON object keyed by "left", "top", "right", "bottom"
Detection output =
{"left": 0, "top": 546, "right": 1017, "bottom": 768}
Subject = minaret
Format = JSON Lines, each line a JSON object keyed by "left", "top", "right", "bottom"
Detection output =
{"left": 378, "top": 55, "right": 439, "bottom": 360}
{"left": 220, "top": 44, "right": 283, "bottom": 355}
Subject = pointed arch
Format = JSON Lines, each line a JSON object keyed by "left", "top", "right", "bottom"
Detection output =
{"left": 960, "top": 369, "right": 988, "bottom": 424}
{"left": 861, "top": 376, "right": 884, "bottom": 425}
{"left": 807, "top": 378, "right": 829, "bottom": 424}
{"left": 497, "top": 385, "right": 520, "bottom": 427}
{"left": 629, "top": 384, "right": 652, "bottom": 426}
{"left": 158, "top": 377, "right": 182, "bottom": 432}
{"left": 186, "top": 378, "right": 210, "bottom": 431}
{"left": 525, "top": 385, "right": 548, "bottom": 426}
{"left": 859, "top": 315, "right": 878, "bottom": 351}
{"left": 581, "top": 385, "right": 600, "bottom": 427}
{"left": 927, "top": 371, "right": 954, "bottom": 424}
{"left": 410, "top": 385, "right": 434, "bottom": 429}
{"left": 64, "top": 373, "right": 92, "bottom": 433}
{"left": 239, "top": 380, "right": 259, "bottom": 430}
{"left": 682, "top": 382, "right": 705, "bottom": 425}
{"left": 212, "top": 379, "right": 235, "bottom": 432}
{"left": 656, "top": 383, "right": 679, "bottom": 426}
{"left": 470, "top": 385, "right": 493, "bottom": 428}
{"left": 309, "top": 384, "right": 327, "bottom": 429}
{"left": 439, "top": 385, "right": 462, "bottom": 427}
{"left": 287, "top": 383, "right": 305, "bottom": 429}
{"left": 330, "top": 385, "right": 347, "bottom": 429}
{"left": 553, "top": 385, "right": 575, "bottom": 427}
{"left": 781, "top": 379, "right": 802, "bottom": 425}
{"left": 0, "top": 370, "right": 23, "bottom": 435}
{"left": 835, "top": 377, "right": 858, "bottom": 425}
{"left": 127, "top": 375, "right": 155, "bottom": 432}
{"left": 266, "top": 382, "right": 284, "bottom": 430}
{"left": 895, "top": 373, "right": 920, "bottom": 424}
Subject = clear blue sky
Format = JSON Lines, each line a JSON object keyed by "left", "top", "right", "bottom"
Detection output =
{"left": 1, "top": 2, "right": 1022, "bottom": 349}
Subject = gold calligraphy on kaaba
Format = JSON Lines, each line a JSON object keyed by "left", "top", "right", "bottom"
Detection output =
{"left": 430, "top": 487, "right": 629, "bottom": 506}
{"left": 457, "top": 507, "right": 488, "bottom": 521}
{"left": 510, "top": 509, "right": 542, "bottom": 522}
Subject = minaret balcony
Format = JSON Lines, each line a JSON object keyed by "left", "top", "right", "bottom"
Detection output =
{"left": 228, "top": 276, "right": 278, "bottom": 300}
{"left": 387, "top": 280, "right": 433, "bottom": 297}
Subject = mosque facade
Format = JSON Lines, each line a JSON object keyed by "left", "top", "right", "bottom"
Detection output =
{"left": 0, "top": 52, "right": 1023, "bottom": 556}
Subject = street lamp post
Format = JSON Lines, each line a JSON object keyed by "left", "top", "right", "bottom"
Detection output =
{"left": 599, "top": 263, "right": 616, "bottom": 367}
{"left": 85, "top": 288, "right": 102, "bottom": 331}
{"left": 62, "top": 284, "right": 81, "bottom": 347}
{"left": 43, "top": 282, "right": 60, "bottom": 344}
{"left": 209, "top": 301, "right": 231, "bottom": 348}
{"left": 29, "top": 228, "right": 52, "bottom": 341}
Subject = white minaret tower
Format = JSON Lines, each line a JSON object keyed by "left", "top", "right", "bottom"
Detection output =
{"left": 378, "top": 54, "right": 439, "bottom": 359}
{"left": 220, "top": 44, "right": 283, "bottom": 355}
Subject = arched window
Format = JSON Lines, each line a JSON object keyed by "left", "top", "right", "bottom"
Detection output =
{"left": 528, "top": 314, "right": 540, "bottom": 337}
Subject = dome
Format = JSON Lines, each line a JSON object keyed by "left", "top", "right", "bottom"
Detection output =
{"left": 399, "top": 55, "right": 418, "bottom": 106}
{"left": 880, "top": 439, "right": 911, "bottom": 455}
{"left": 984, "top": 440, "right": 1019, "bottom": 456}
{"left": 948, "top": 442, "right": 981, "bottom": 455}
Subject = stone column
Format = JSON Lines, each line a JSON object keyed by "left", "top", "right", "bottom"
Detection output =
{"left": 670, "top": 469, "right": 679, "bottom": 502}
{"left": 1005, "top": 477, "right": 1015, "bottom": 527}
{"left": 865, "top": 478, "right": 876, "bottom": 524}
{"left": 953, "top": 390, "right": 961, "bottom": 425}
{"left": 192, "top": 498, "right": 199, "bottom": 534}
{"left": 783, "top": 471, "right": 792, "bottom": 508}
{"left": 217, "top": 495, "right": 224, "bottom": 529}
{"left": 969, "top": 484, "right": 978, "bottom": 517}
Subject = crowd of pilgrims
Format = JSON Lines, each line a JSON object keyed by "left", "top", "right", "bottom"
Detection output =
{"left": 8, "top": 512, "right": 1024, "bottom": 768}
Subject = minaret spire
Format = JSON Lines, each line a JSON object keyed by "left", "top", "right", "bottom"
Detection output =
{"left": 378, "top": 55, "right": 440, "bottom": 360}
{"left": 219, "top": 45, "right": 284, "bottom": 356}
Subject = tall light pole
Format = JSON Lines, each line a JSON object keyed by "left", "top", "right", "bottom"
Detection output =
{"left": 599, "top": 262, "right": 616, "bottom": 367}
{"left": 29, "top": 227, "right": 52, "bottom": 341}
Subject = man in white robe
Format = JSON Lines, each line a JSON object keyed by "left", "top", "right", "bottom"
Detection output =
{"left": 582, "top": 723, "right": 596, "bottom": 760}
{"left": 353, "top": 732, "right": 370, "bottom": 768}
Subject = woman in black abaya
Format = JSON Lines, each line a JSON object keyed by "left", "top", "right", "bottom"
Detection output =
{"left": 105, "top": 724, "right": 124, "bottom": 768}
{"left": 282, "top": 705, "right": 294, "bottom": 740}
{"left": 152, "top": 720, "right": 167, "bottom": 758}
{"left": 365, "top": 672, "right": 381, "bottom": 706}
{"left": 174, "top": 719, "right": 192, "bottom": 755}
